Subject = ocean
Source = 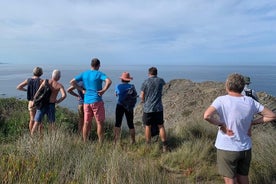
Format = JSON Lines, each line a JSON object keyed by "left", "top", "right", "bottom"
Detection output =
{"left": 1, "top": 63, "right": 275, "bottom": 118}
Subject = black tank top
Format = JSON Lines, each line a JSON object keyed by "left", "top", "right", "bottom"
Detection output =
{"left": 27, "top": 78, "right": 41, "bottom": 101}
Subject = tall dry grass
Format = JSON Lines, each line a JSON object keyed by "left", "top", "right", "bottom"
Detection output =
{"left": 0, "top": 98, "right": 276, "bottom": 183}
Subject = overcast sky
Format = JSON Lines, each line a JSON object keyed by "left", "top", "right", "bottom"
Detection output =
{"left": 1, "top": 0, "right": 276, "bottom": 66}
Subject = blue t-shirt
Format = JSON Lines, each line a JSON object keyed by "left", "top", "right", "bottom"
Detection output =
{"left": 141, "top": 76, "right": 165, "bottom": 113}
{"left": 75, "top": 70, "right": 108, "bottom": 104}
{"left": 115, "top": 83, "right": 133, "bottom": 105}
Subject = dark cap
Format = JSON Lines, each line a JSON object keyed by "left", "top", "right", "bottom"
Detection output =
{"left": 243, "top": 76, "right": 251, "bottom": 84}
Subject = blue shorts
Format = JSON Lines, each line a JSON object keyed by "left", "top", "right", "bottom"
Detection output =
{"left": 34, "top": 103, "right": 56, "bottom": 123}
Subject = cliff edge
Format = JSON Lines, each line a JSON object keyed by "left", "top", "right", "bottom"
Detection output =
{"left": 134, "top": 79, "right": 276, "bottom": 129}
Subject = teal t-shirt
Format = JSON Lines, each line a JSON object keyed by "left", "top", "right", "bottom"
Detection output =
{"left": 75, "top": 70, "right": 108, "bottom": 104}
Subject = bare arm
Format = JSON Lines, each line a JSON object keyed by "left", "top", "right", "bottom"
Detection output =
{"left": 98, "top": 78, "right": 112, "bottom": 96}
{"left": 203, "top": 106, "right": 225, "bottom": 126}
{"left": 56, "top": 85, "right": 67, "bottom": 104}
{"left": 70, "top": 79, "right": 85, "bottom": 94}
{"left": 140, "top": 91, "right": 145, "bottom": 103}
{"left": 67, "top": 86, "right": 79, "bottom": 98}
{"left": 203, "top": 106, "right": 234, "bottom": 136}
{"left": 252, "top": 107, "right": 276, "bottom": 125}
{"left": 16, "top": 80, "right": 28, "bottom": 91}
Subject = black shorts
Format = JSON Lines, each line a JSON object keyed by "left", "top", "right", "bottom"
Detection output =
{"left": 143, "top": 111, "right": 164, "bottom": 126}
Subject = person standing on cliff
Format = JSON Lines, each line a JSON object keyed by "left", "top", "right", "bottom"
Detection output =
{"left": 204, "top": 73, "right": 276, "bottom": 184}
{"left": 31, "top": 69, "right": 67, "bottom": 136}
{"left": 67, "top": 81, "right": 85, "bottom": 134}
{"left": 16, "top": 67, "right": 44, "bottom": 133}
{"left": 140, "top": 67, "right": 169, "bottom": 152}
{"left": 114, "top": 72, "right": 137, "bottom": 144}
{"left": 242, "top": 76, "right": 259, "bottom": 102}
{"left": 70, "top": 58, "right": 112, "bottom": 143}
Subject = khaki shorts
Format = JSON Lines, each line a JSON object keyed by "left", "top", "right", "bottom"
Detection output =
{"left": 217, "top": 149, "right": 251, "bottom": 178}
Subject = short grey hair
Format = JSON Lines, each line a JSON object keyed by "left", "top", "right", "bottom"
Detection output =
{"left": 52, "top": 69, "right": 61, "bottom": 80}
{"left": 33, "top": 67, "right": 43, "bottom": 77}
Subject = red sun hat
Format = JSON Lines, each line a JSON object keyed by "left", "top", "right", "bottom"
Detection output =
{"left": 120, "top": 72, "right": 133, "bottom": 81}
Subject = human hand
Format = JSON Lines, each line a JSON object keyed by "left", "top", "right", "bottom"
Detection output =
{"left": 97, "top": 89, "right": 105, "bottom": 96}
{"left": 219, "top": 125, "right": 234, "bottom": 136}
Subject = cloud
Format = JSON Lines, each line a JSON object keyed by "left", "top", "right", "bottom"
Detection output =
{"left": 0, "top": 0, "right": 276, "bottom": 65}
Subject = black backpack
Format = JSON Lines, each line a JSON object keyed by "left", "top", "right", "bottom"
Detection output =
{"left": 33, "top": 79, "right": 51, "bottom": 109}
{"left": 245, "top": 89, "right": 258, "bottom": 101}
{"left": 121, "top": 85, "right": 137, "bottom": 111}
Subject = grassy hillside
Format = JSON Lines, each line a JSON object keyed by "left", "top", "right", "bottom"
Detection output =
{"left": 0, "top": 98, "right": 276, "bottom": 183}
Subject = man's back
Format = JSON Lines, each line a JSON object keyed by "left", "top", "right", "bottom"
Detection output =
{"left": 49, "top": 70, "right": 66, "bottom": 104}
{"left": 141, "top": 76, "right": 165, "bottom": 113}
{"left": 49, "top": 80, "right": 63, "bottom": 103}
{"left": 75, "top": 70, "right": 108, "bottom": 104}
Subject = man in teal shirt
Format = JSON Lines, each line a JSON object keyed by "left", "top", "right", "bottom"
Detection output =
{"left": 70, "top": 58, "right": 112, "bottom": 143}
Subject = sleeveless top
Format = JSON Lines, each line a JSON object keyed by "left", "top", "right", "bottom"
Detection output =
{"left": 27, "top": 78, "right": 41, "bottom": 101}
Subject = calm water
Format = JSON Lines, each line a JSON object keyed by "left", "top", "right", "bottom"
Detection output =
{"left": 1, "top": 63, "right": 275, "bottom": 118}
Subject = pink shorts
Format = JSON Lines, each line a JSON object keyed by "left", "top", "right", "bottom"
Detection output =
{"left": 84, "top": 101, "right": 105, "bottom": 124}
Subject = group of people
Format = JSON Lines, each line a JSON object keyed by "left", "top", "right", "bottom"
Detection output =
{"left": 17, "top": 58, "right": 276, "bottom": 183}
{"left": 17, "top": 68, "right": 67, "bottom": 136}
{"left": 17, "top": 58, "right": 169, "bottom": 151}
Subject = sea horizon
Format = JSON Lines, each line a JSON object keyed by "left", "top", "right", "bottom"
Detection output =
{"left": 1, "top": 63, "right": 275, "bottom": 118}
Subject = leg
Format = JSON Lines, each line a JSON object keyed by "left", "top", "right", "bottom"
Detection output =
{"left": 48, "top": 103, "right": 56, "bottom": 133}
{"left": 158, "top": 125, "right": 167, "bottom": 142}
{"left": 31, "top": 121, "right": 39, "bottom": 136}
{"left": 236, "top": 174, "right": 249, "bottom": 184}
{"left": 92, "top": 101, "right": 105, "bottom": 143}
{"left": 155, "top": 111, "right": 169, "bottom": 152}
{"left": 96, "top": 121, "right": 104, "bottom": 143}
{"left": 145, "top": 125, "right": 151, "bottom": 143}
{"left": 29, "top": 109, "right": 36, "bottom": 133}
{"left": 83, "top": 104, "right": 93, "bottom": 142}
{"left": 31, "top": 108, "right": 44, "bottom": 136}
{"left": 28, "top": 101, "right": 36, "bottom": 133}
{"left": 125, "top": 108, "right": 135, "bottom": 144}
{"left": 78, "top": 104, "right": 84, "bottom": 134}
{"left": 143, "top": 112, "right": 151, "bottom": 144}
{"left": 223, "top": 177, "right": 235, "bottom": 184}
{"left": 114, "top": 104, "right": 124, "bottom": 143}
{"left": 82, "top": 121, "right": 91, "bottom": 142}
{"left": 236, "top": 149, "right": 251, "bottom": 184}
{"left": 129, "top": 128, "right": 136, "bottom": 144}
{"left": 114, "top": 127, "right": 121, "bottom": 144}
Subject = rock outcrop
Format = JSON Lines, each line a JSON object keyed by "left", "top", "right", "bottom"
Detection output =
{"left": 134, "top": 79, "right": 276, "bottom": 129}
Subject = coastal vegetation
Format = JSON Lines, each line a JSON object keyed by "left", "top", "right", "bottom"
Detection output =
{"left": 0, "top": 97, "right": 276, "bottom": 183}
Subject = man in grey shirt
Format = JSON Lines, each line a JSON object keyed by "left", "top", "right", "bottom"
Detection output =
{"left": 140, "top": 67, "right": 169, "bottom": 152}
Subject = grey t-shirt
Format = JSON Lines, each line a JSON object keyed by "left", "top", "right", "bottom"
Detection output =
{"left": 141, "top": 76, "right": 165, "bottom": 113}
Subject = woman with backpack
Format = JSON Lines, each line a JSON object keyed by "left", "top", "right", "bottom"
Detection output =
{"left": 114, "top": 72, "right": 137, "bottom": 144}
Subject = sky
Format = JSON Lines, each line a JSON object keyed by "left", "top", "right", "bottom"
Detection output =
{"left": 1, "top": 0, "right": 276, "bottom": 66}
